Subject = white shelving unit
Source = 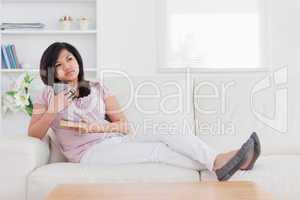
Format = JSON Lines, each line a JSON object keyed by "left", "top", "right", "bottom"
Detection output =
{"left": 0, "top": 0, "right": 102, "bottom": 134}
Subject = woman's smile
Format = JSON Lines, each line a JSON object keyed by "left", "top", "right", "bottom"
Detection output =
{"left": 66, "top": 70, "right": 75, "bottom": 76}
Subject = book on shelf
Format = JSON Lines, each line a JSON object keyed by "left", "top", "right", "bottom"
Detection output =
{"left": 11, "top": 45, "right": 21, "bottom": 69}
{"left": 1, "top": 45, "right": 10, "bottom": 69}
{"left": 0, "top": 23, "right": 45, "bottom": 30}
{"left": 1, "top": 44, "right": 21, "bottom": 69}
{"left": 6, "top": 45, "right": 15, "bottom": 68}
{"left": 1, "top": 50, "right": 7, "bottom": 69}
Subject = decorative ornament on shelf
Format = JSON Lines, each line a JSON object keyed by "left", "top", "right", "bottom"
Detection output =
{"left": 78, "top": 16, "right": 89, "bottom": 30}
{"left": 59, "top": 15, "right": 73, "bottom": 30}
{"left": 2, "top": 73, "right": 35, "bottom": 117}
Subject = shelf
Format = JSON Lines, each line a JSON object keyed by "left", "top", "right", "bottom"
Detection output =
{"left": 0, "top": 30, "right": 97, "bottom": 35}
{"left": 0, "top": 68, "right": 97, "bottom": 73}
{"left": 2, "top": 0, "right": 96, "bottom": 3}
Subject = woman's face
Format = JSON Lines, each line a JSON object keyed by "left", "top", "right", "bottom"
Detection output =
{"left": 55, "top": 49, "right": 80, "bottom": 83}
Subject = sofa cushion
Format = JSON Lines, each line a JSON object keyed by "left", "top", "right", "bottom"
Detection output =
{"left": 193, "top": 71, "right": 300, "bottom": 156}
{"left": 103, "top": 75, "right": 194, "bottom": 136}
{"left": 200, "top": 155, "right": 300, "bottom": 200}
{"left": 28, "top": 163, "right": 199, "bottom": 200}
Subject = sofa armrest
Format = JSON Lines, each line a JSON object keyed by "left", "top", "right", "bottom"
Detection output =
{"left": 0, "top": 136, "right": 50, "bottom": 200}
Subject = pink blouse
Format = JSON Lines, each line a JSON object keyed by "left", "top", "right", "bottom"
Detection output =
{"left": 35, "top": 81, "right": 123, "bottom": 162}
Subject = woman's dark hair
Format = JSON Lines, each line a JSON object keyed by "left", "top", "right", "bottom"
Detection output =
{"left": 39, "top": 42, "right": 90, "bottom": 98}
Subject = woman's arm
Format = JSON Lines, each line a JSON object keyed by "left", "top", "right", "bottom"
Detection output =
{"left": 28, "top": 90, "right": 73, "bottom": 139}
{"left": 28, "top": 103, "right": 56, "bottom": 139}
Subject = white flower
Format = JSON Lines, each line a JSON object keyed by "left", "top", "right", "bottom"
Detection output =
{"left": 21, "top": 80, "right": 30, "bottom": 89}
{"left": 15, "top": 73, "right": 32, "bottom": 90}
{"left": 2, "top": 94, "right": 19, "bottom": 113}
{"left": 15, "top": 92, "right": 30, "bottom": 107}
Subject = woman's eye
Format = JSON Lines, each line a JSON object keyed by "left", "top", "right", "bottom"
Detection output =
{"left": 68, "top": 57, "right": 73, "bottom": 61}
{"left": 55, "top": 64, "right": 61, "bottom": 68}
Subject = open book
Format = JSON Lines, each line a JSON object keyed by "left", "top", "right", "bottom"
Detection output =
{"left": 59, "top": 120, "right": 87, "bottom": 129}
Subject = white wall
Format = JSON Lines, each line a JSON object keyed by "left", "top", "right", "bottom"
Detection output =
{"left": 269, "top": 0, "right": 300, "bottom": 67}
{"left": 102, "top": 0, "right": 158, "bottom": 75}
{"left": 268, "top": 0, "right": 300, "bottom": 139}
{"left": 101, "top": 0, "right": 300, "bottom": 75}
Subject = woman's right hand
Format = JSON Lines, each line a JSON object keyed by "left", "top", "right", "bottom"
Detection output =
{"left": 47, "top": 89, "right": 74, "bottom": 114}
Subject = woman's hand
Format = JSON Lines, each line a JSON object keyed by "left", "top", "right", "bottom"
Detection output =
{"left": 47, "top": 89, "right": 73, "bottom": 114}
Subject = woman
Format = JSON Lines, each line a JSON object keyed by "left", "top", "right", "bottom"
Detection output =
{"left": 28, "top": 42, "right": 260, "bottom": 181}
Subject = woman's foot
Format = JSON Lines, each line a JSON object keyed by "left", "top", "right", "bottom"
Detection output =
{"left": 213, "top": 147, "right": 255, "bottom": 171}
{"left": 213, "top": 150, "right": 238, "bottom": 171}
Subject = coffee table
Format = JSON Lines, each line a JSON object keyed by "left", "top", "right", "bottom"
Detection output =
{"left": 46, "top": 181, "right": 274, "bottom": 200}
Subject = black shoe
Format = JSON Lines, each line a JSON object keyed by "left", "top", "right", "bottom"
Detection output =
{"left": 242, "top": 132, "right": 261, "bottom": 170}
{"left": 215, "top": 138, "right": 255, "bottom": 181}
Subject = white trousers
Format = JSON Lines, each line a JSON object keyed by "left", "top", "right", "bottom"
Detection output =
{"left": 80, "top": 133, "right": 218, "bottom": 171}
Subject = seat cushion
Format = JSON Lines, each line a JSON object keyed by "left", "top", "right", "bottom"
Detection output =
{"left": 200, "top": 155, "right": 300, "bottom": 200}
{"left": 28, "top": 163, "right": 199, "bottom": 200}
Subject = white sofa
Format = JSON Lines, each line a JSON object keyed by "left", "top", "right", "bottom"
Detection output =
{"left": 0, "top": 74, "right": 299, "bottom": 200}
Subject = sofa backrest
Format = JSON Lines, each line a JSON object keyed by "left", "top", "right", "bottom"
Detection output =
{"left": 193, "top": 69, "right": 300, "bottom": 156}
{"left": 103, "top": 75, "right": 195, "bottom": 136}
